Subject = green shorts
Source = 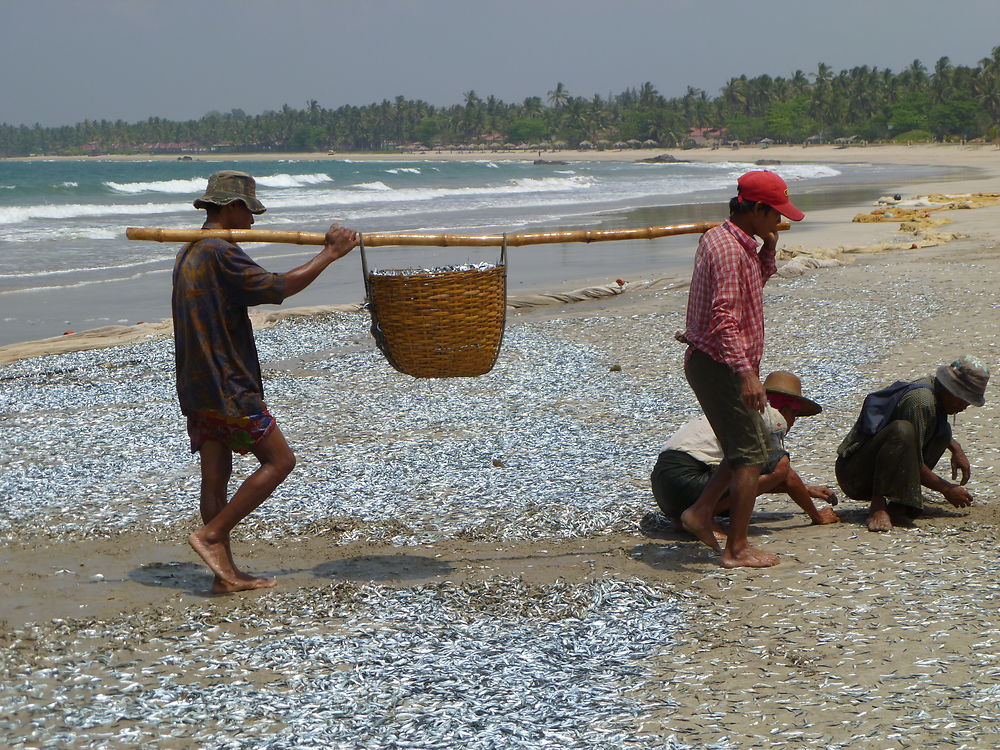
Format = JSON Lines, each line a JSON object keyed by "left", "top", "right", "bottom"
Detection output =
{"left": 684, "top": 348, "right": 769, "bottom": 467}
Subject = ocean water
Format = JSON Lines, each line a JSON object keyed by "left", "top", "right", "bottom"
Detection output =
{"left": 0, "top": 157, "right": 950, "bottom": 346}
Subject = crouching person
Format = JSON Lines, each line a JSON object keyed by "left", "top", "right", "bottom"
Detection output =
{"left": 835, "top": 356, "right": 990, "bottom": 532}
{"left": 651, "top": 371, "right": 838, "bottom": 538}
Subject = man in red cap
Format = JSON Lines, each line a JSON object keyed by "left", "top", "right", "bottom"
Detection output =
{"left": 677, "top": 171, "right": 804, "bottom": 568}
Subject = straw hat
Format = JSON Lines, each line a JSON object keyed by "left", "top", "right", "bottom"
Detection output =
{"left": 935, "top": 355, "right": 990, "bottom": 407}
{"left": 193, "top": 170, "right": 266, "bottom": 214}
{"left": 763, "top": 371, "right": 822, "bottom": 416}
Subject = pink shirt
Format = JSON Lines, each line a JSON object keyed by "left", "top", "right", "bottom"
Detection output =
{"left": 683, "top": 220, "right": 776, "bottom": 375}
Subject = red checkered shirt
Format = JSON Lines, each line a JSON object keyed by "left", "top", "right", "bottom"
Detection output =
{"left": 683, "top": 220, "right": 776, "bottom": 375}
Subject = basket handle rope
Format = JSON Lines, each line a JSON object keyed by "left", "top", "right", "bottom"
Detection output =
{"left": 359, "top": 232, "right": 370, "bottom": 299}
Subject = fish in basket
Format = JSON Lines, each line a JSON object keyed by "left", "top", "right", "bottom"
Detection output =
{"left": 362, "top": 239, "right": 508, "bottom": 378}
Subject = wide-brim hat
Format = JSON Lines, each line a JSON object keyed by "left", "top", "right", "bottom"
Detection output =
{"left": 936, "top": 356, "right": 989, "bottom": 407}
{"left": 193, "top": 170, "right": 266, "bottom": 214}
{"left": 763, "top": 370, "right": 822, "bottom": 416}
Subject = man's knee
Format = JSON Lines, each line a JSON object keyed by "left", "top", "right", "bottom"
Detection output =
{"left": 272, "top": 449, "right": 296, "bottom": 478}
{"left": 881, "top": 419, "right": 916, "bottom": 445}
{"left": 772, "top": 455, "right": 791, "bottom": 482}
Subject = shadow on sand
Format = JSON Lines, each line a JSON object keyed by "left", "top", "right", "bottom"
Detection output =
{"left": 312, "top": 554, "right": 455, "bottom": 582}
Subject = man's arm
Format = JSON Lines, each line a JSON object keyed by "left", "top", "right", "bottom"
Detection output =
{"left": 894, "top": 388, "right": 972, "bottom": 506}
{"left": 707, "top": 246, "right": 752, "bottom": 375}
{"left": 283, "top": 224, "right": 359, "bottom": 298}
{"left": 919, "top": 462, "right": 973, "bottom": 507}
{"left": 759, "top": 458, "right": 839, "bottom": 524}
{"left": 704, "top": 244, "right": 768, "bottom": 411}
{"left": 737, "top": 371, "right": 767, "bottom": 413}
{"left": 758, "top": 231, "right": 778, "bottom": 283}
{"left": 948, "top": 439, "right": 971, "bottom": 485}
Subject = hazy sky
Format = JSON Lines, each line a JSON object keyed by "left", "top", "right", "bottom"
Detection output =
{"left": 4, "top": 0, "right": 999, "bottom": 127}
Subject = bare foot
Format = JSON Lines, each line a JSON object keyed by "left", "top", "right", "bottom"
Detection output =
{"left": 721, "top": 545, "right": 780, "bottom": 568}
{"left": 222, "top": 541, "right": 259, "bottom": 581}
{"left": 673, "top": 516, "right": 727, "bottom": 543}
{"left": 680, "top": 508, "right": 723, "bottom": 554}
{"left": 212, "top": 566, "right": 267, "bottom": 592}
{"left": 868, "top": 509, "right": 893, "bottom": 532}
{"left": 189, "top": 531, "right": 275, "bottom": 592}
{"left": 211, "top": 575, "right": 277, "bottom": 594}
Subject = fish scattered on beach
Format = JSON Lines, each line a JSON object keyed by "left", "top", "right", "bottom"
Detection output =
{"left": 3, "top": 250, "right": 1000, "bottom": 746}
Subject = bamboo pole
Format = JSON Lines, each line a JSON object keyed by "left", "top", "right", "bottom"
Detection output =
{"left": 126, "top": 221, "right": 791, "bottom": 248}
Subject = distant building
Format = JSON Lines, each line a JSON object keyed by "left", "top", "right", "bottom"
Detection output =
{"left": 685, "top": 127, "right": 728, "bottom": 147}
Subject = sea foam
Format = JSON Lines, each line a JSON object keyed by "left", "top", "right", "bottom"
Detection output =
{"left": 104, "top": 178, "right": 206, "bottom": 194}
{"left": 256, "top": 173, "right": 333, "bottom": 188}
{"left": 0, "top": 201, "right": 191, "bottom": 225}
{"left": 104, "top": 172, "right": 334, "bottom": 194}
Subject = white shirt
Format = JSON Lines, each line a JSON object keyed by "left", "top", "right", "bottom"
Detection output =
{"left": 662, "top": 406, "right": 787, "bottom": 465}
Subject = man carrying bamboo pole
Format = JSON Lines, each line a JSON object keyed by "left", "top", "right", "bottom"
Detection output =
{"left": 678, "top": 171, "right": 804, "bottom": 568}
{"left": 174, "top": 170, "right": 358, "bottom": 593}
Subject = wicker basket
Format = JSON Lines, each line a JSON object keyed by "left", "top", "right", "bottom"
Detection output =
{"left": 362, "top": 239, "right": 507, "bottom": 378}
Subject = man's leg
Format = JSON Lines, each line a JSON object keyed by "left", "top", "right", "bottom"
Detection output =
{"left": 198, "top": 440, "right": 232, "bottom": 523}
{"left": 680, "top": 459, "right": 734, "bottom": 553}
{"left": 653, "top": 450, "right": 729, "bottom": 541}
{"left": 837, "top": 420, "right": 922, "bottom": 533}
{"left": 197, "top": 441, "right": 251, "bottom": 590}
{"left": 189, "top": 425, "right": 296, "bottom": 592}
{"left": 757, "top": 454, "right": 791, "bottom": 493}
{"left": 721, "top": 462, "right": 778, "bottom": 568}
{"left": 683, "top": 349, "right": 775, "bottom": 566}
{"left": 197, "top": 441, "right": 272, "bottom": 589}
{"left": 867, "top": 496, "right": 893, "bottom": 532}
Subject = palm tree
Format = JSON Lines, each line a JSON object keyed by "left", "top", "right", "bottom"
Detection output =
{"left": 976, "top": 51, "right": 1000, "bottom": 130}
{"left": 460, "top": 90, "right": 485, "bottom": 141}
{"left": 900, "top": 59, "right": 928, "bottom": 92}
{"left": 809, "top": 62, "right": 834, "bottom": 122}
{"left": 721, "top": 76, "right": 749, "bottom": 116}
{"left": 790, "top": 70, "right": 810, "bottom": 97}
{"left": 638, "top": 81, "right": 661, "bottom": 109}
{"left": 931, "top": 57, "right": 953, "bottom": 105}
{"left": 547, "top": 82, "right": 570, "bottom": 109}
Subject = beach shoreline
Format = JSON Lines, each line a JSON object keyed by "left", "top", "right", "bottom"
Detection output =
{"left": 6, "top": 141, "right": 1000, "bottom": 167}
{"left": 4, "top": 145, "right": 1000, "bottom": 745}
{"left": 2, "top": 143, "right": 995, "bottom": 354}
{"left": 3, "top": 141, "right": 999, "bottom": 363}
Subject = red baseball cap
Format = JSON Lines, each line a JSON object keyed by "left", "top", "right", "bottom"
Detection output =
{"left": 737, "top": 171, "right": 805, "bottom": 221}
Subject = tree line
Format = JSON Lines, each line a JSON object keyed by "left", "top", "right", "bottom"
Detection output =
{"left": 3, "top": 48, "right": 1000, "bottom": 157}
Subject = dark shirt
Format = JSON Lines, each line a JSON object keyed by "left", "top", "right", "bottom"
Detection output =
{"left": 837, "top": 376, "right": 946, "bottom": 460}
{"left": 172, "top": 234, "right": 286, "bottom": 417}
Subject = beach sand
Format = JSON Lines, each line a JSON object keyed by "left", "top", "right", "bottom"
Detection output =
{"left": 9, "top": 140, "right": 999, "bottom": 168}
{"left": 3, "top": 145, "right": 1000, "bottom": 746}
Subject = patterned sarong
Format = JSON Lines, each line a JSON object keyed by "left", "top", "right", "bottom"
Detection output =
{"left": 187, "top": 409, "right": 275, "bottom": 454}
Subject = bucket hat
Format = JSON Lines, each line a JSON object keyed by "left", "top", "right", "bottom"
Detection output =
{"left": 763, "top": 370, "right": 822, "bottom": 416}
{"left": 737, "top": 171, "right": 804, "bottom": 221}
{"left": 936, "top": 356, "right": 990, "bottom": 407}
{"left": 193, "top": 170, "right": 266, "bottom": 214}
